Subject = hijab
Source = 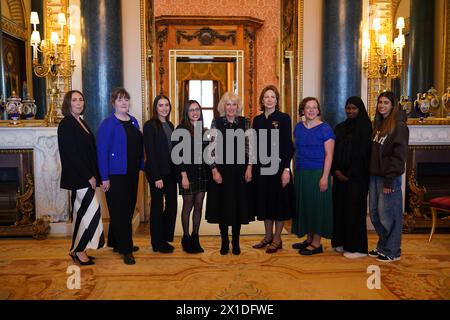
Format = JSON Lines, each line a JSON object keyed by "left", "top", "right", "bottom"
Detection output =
{"left": 333, "top": 96, "right": 372, "bottom": 174}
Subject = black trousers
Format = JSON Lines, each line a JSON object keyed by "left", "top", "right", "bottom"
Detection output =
{"left": 147, "top": 173, "right": 178, "bottom": 249}
{"left": 106, "top": 172, "right": 139, "bottom": 254}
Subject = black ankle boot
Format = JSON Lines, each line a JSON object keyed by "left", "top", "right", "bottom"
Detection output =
{"left": 232, "top": 234, "right": 240, "bottom": 255}
{"left": 182, "top": 235, "right": 195, "bottom": 253}
{"left": 220, "top": 237, "right": 229, "bottom": 255}
{"left": 191, "top": 233, "right": 204, "bottom": 253}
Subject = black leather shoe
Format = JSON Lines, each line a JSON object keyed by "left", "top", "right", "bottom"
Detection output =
{"left": 292, "top": 240, "right": 311, "bottom": 250}
{"left": 114, "top": 246, "right": 139, "bottom": 253}
{"left": 299, "top": 244, "right": 323, "bottom": 255}
{"left": 165, "top": 242, "right": 174, "bottom": 250}
{"left": 123, "top": 253, "right": 136, "bottom": 265}
{"left": 154, "top": 244, "right": 174, "bottom": 253}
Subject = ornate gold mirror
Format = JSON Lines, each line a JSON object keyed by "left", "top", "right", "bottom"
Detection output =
{"left": 1, "top": 0, "right": 73, "bottom": 126}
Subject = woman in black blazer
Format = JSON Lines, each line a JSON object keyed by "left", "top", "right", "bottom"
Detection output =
{"left": 143, "top": 95, "right": 177, "bottom": 253}
{"left": 57, "top": 90, "right": 105, "bottom": 265}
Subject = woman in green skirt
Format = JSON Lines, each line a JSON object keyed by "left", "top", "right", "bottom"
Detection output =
{"left": 291, "top": 97, "right": 335, "bottom": 255}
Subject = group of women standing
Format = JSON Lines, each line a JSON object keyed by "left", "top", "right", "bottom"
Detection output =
{"left": 58, "top": 84, "right": 408, "bottom": 266}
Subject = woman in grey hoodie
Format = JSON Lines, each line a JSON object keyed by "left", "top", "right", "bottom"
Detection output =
{"left": 368, "top": 91, "right": 409, "bottom": 263}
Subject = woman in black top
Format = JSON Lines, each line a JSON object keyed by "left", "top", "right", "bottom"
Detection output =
{"left": 252, "top": 85, "right": 294, "bottom": 254}
{"left": 331, "top": 96, "right": 372, "bottom": 258}
{"left": 57, "top": 90, "right": 105, "bottom": 265}
{"left": 97, "top": 88, "right": 144, "bottom": 265}
{"left": 205, "top": 92, "right": 254, "bottom": 255}
{"left": 143, "top": 95, "right": 177, "bottom": 254}
{"left": 174, "top": 100, "right": 209, "bottom": 253}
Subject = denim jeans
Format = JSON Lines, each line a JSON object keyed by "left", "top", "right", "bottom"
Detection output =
{"left": 369, "top": 175, "right": 403, "bottom": 258}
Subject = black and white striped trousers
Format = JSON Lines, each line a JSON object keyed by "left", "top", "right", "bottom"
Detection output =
{"left": 69, "top": 187, "right": 105, "bottom": 253}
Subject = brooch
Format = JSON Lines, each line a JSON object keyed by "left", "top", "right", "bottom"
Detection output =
{"left": 272, "top": 121, "right": 279, "bottom": 129}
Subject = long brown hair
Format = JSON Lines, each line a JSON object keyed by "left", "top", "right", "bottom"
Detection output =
{"left": 181, "top": 100, "right": 204, "bottom": 135}
{"left": 151, "top": 94, "right": 172, "bottom": 128}
{"left": 374, "top": 91, "right": 399, "bottom": 136}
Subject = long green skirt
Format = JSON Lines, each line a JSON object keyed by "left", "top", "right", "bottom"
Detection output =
{"left": 291, "top": 169, "right": 333, "bottom": 238}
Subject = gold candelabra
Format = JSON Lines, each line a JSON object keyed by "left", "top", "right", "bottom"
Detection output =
{"left": 363, "top": 15, "right": 405, "bottom": 80}
{"left": 29, "top": 10, "right": 76, "bottom": 125}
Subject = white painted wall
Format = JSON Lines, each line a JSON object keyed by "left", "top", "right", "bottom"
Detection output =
{"left": 122, "top": 0, "right": 143, "bottom": 127}
{"left": 121, "top": 0, "right": 146, "bottom": 224}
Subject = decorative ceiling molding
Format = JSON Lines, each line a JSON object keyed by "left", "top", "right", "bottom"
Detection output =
{"left": 1, "top": 0, "right": 26, "bottom": 40}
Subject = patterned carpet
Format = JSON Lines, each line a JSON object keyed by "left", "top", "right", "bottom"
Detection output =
{"left": 0, "top": 229, "right": 449, "bottom": 300}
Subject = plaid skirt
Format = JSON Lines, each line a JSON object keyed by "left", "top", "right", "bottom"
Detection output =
{"left": 179, "top": 164, "right": 208, "bottom": 195}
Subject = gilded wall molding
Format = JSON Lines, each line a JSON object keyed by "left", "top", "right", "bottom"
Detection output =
{"left": 1, "top": 17, "right": 26, "bottom": 40}
{"left": 297, "top": 0, "right": 303, "bottom": 112}
{"left": 141, "top": 0, "right": 148, "bottom": 122}
{"left": 446, "top": 0, "right": 449, "bottom": 89}
{"left": 244, "top": 27, "right": 256, "bottom": 119}
{"left": 176, "top": 27, "right": 236, "bottom": 45}
{"left": 156, "top": 27, "right": 168, "bottom": 95}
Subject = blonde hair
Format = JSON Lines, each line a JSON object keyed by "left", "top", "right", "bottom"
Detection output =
{"left": 217, "top": 92, "right": 243, "bottom": 117}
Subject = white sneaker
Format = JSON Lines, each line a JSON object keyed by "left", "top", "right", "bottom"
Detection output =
{"left": 334, "top": 246, "right": 344, "bottom": 253}
{"left": 343, "top": 252, "right": 367, "bottom": 259}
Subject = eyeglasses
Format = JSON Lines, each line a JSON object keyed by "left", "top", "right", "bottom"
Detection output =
{"left": 188, "top": 108, "right": 201, "bottom": 112}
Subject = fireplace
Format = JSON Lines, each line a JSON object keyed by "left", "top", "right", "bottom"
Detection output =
{"left": 405, "top": 145, "right": 450, "bottom": 232}
{"left": 0, "top": 149, "right": 34, "bottom": 226}
{"left": 0, "top": 126, "right": 71, "bottom": 238}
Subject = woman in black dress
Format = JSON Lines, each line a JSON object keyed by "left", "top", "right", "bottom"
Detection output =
{"left": 252, "top": 85, "right": 295, "bottom": 254}
{"left": 205, "top": 92, "right": 254, "bottom": 255}
{"left": 174, "top": 100, "right": 209, "bottom": 253}
{"left": 58, "top": 90, "right": 105, "bottom": 265}
{"left": 143, "top": 95, "right": 178, "bottom": 254}
{"left": 331, "top": 96, "right": 372, "bottom": 258}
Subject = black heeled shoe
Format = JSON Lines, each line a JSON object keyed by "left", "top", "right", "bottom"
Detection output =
{"left": 123, "top": 253, "right": 136, "bottom": 265}
{"left": 69, "top": 253, "right": 95, "bottom": 265}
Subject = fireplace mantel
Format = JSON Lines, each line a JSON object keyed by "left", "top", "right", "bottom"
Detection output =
{"left": 405, "top": 124, "right": 450, "bottom": 233}
{"left": 408, "top": 125, "right": 450, "bottom": 145}
{"left": 0, "top": 127, "right": 69, "bottom": 230}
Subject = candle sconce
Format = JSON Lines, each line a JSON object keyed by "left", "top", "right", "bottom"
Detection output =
{"left": 29, "top": 4, "right": 75, "bottom": 126}
{"left": 363, "top": 13, "right": 405, "bottom": 80}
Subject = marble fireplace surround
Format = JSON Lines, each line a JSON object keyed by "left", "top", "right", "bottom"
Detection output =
{"left": 402, "top": 125, "right": 450, "bottom": 215}
{"left": 0, "top": 127, "right": 70, "bottom": 235}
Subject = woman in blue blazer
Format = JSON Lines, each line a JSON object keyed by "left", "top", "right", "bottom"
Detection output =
{"left": 97, "top": 88, "right": 144, "bottom": 265}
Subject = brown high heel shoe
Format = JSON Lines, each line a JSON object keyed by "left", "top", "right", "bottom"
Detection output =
{"left": 265, "top": 240, "right": 282, "bottom": 254}
{"left": 252, "top": 237, "right": 273, "bottom": 249}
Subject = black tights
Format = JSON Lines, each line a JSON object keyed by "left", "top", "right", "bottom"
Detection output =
{"left": 181, "top": 192, "right": 205, "bottom": 236}
{"left": 219, "top": 224, "right": 241, "bottom": 239}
